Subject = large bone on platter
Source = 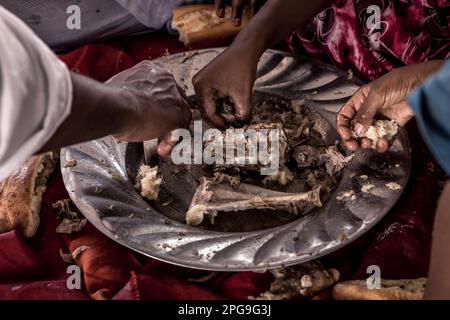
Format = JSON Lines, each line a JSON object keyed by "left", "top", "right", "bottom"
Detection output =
{"left": 205, "top": 123, "right": 289, "bottom": 172}
{"left": 186, "top": 175, "right": 322, "bottom": 226}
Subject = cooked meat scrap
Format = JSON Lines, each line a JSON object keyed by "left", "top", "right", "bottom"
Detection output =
{"left": 206, "top": 123, "right": 289, "bottom": 172}
{"left": 292, "top": 145, "right": 328, "bottom": 169}
{"left": 254, "top": 261, "right": 340, "bottom": 300}
{"left": 386, "top": 182, "right": 401, "bottom": 190}
{"left": 252, "top": 98, "right": 305, "bottom": 133}
{"left": 324, "top": 146, "right": 354, "bottom": 177}
{"left": 336, "top": 190, "right": 356, "bottom": 201}
{"left": 361, "top": 182, "right": 375, "bottom": 193}
{"left": 353, "top": 120, "right": 399, "bottom": 148}
{"left": 347, "top": 69, "right": 354, "bottom": 80}
{"left": 261, "top": 166, "right": 294, "bottom": 186}
{"left": 283, "top": 117, "right": 312, "bottom": 145}
{"left": 185, "top": 174, "right": 322, "bottom": 226}
{"left": 52, "top": 199, "right": 87, "bottom": 234}
{"left": 293, "top": 145, "right": 353, "bottom": 176}
{"left": 291, "top": 98, "right": 306, "bottom": 115}
{"left": 305, "top": 168, "right": 336, "bottom": 202}
{"left": 55, "top": 215, "right": 86, "bottom": 234}
{"left": 134, "top": 165, "right": 162, "bottom": 201}
{"left": 211, "top": 171, "right": 241, "bottom": 188}
{"left": 64, "top": 159, "right": 77, "bottom": 168}
{"left": 312, "top": 120, "right": 327, "bottom": 139}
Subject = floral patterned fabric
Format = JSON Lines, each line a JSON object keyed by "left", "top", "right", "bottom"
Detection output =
{"left": 289, "top": 0, "right": 450, "bottom": 80}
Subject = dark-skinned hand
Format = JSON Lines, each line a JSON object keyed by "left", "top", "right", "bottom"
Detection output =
{"left": 214, "top": 0, "right": 261, "bottom": 26}
{"left": 193, "top": 44, "right": 257, "bottom": 129}
{"left": 337, "top": 60, "right": 444, "bottom": 153}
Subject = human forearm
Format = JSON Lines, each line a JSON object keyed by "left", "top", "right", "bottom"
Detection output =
{"left": 193, "top": 0, "right": 334, "bottom": 128}
{"left": 40, "top": 61, "right": 192, "bottom": 153}
{"left": 40, "top": 72, "right": 136, "bottom": 152}
{"left": 425, "top": 182, "right": 450, "bottom": 299}
{"left": 231, "top": 0, "right": 334, "bottom": 56}
{"left": 0, "top": 7, "right": 188, "bottom": 179}
{"left": 337, "top": 60, "right": 445, "bottom": 153}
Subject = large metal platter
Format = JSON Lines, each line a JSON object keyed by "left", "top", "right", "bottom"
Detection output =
{"left": 61, "top": 49, "right": 411, "bottom": 271}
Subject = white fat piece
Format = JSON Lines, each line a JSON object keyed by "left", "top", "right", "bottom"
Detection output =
{"left": 135, "top": 165, "right": 162, "bottom": 201}
{"left": 356, "top": 120, "right": 399, "bottom": 149}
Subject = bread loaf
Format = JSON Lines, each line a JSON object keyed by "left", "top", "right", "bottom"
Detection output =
{"left": 332, "top": 278, "right": 426, "bottom": 300}
{"left": 0, "top": 152, "right": 57, "bottom": 238}
{"left": 172, "top": 5, "right": 251, "bottom": 46}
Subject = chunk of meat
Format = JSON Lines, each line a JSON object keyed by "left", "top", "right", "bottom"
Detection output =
{"left": 324, "top": 146, "right": 354, "bottom": 177}
{"left": 354, "top": 120, "right": 399, "bottom": 148}
{"left": 134, "top": 165, "right": 162, "bottom": 201}
{"left": 293, "top": 145, "right": 353, "bottom": 177}
{"left": 292, "top": 145, "right": 328, "bottom": 169}
{"left": 262, "top": 166, "right": 294, "bottom": 186}
{"left": 386, "top": 182, "right": 402, "bottom": 190}
{"left": 254, "top": 261, "right": 340, "bottom": 300}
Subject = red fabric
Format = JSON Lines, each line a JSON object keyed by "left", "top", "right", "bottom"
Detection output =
{"left": 288, "top": 0, "right": 450, "bottom": 81}
{"left": 0, "top": 32, "right": 442, "bottom": 300}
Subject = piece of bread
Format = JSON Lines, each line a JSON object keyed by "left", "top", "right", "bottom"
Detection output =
{"left": 0, "top": 152, "right": 57, "bottom": 238}
{"left": 332, "top": 278, "right": 426, "bottom": 300}
{"left": 172, "top": 4, "right": 251, "bottom": 46}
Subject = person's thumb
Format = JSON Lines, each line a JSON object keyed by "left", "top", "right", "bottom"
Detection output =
{"left": 354, "top": 91, "right": 381, "bottom": 136}
{"left": 233, "top": 90, "right": 252, "bottom": 126}
{"left": 157, "top": 131, "right": 179, "bottom": 157}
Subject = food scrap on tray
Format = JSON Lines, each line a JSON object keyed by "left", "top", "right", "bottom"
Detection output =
{"left": 134, "top": 165, "right": 162, "bottom": 201}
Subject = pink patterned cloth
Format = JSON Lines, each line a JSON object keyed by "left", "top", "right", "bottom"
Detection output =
{"left": 288, "top": 0, "right": 450, "bottom": 80}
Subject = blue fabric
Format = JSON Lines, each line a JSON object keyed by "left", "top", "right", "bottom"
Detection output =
{"left": 408, "top": 60, "right": 450, "bottom": 174}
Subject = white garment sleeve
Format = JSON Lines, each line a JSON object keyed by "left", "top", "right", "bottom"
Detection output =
{"left": 0, "top": 5, "right": 72, "bottom": 180}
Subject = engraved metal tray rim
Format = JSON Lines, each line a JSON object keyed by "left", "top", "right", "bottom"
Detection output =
{"left": 61, "top": 49, "right": 411, "bottom": 271}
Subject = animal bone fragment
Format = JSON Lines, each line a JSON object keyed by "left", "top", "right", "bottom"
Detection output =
{"left": 186, "top": 174, "right": 322, "bottom": 226}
